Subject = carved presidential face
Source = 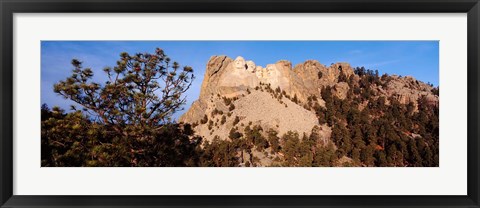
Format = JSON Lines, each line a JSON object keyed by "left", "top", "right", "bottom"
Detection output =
{"left": 233, "top": 56, "right": 246, "bottom": 70}
{"left": 255, "top": 66, "right": 264, "bottom": 78}
{"left": 266, "top": 64, "right": 277, "bottom": 77}
{"left": 246, "top": 61, "right": 256, "bottom": 73}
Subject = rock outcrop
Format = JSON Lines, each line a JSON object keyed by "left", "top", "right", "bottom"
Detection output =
{"left": 179, "top": 55, "right": 439, "bottom": 142}
{"left": 382, "top": 75, "right": 438, "bottom": 106}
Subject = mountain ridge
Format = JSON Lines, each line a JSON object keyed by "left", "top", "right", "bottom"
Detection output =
{"left": 180, "top": 55, "right": 438, "bottom": 126}
{"left": 179, "top": 55, "right": 439, "bottom": 167}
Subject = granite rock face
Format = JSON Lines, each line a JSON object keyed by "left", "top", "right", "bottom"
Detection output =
{"left": 179, "top": 55, "right": 439, "bottom": 141}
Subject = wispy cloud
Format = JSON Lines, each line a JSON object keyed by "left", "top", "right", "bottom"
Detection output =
{"left": 359, "top": 59, "right": 401, "bottom": 69}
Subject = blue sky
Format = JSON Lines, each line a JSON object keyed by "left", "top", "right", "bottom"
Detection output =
{"left": 41, "top": 41, "right": 439, "bottom": 119}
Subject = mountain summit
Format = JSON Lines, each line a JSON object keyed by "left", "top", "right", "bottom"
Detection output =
{"left": 180, "top": 56, "right": 439, "bottom": 167}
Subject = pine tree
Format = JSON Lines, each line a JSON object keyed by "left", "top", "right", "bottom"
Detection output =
{"left": 43, "top": 48, "right": 201, "bottom": 167}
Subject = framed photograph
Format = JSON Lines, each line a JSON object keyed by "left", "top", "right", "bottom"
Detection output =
{"left": 1, "top": 0, "right": 479, "bottom": 207}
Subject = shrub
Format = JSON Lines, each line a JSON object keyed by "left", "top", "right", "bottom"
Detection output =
{"left": 233, "top": 116, "right": 240, "bottom": 126}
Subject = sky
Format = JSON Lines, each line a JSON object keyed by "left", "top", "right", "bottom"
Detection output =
{"left": 41, "top": 41, "right": 439, "bottom": 120}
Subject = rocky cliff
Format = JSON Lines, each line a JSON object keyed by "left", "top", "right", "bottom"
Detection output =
{"left": 179, "top": 56, "right": 439, "bottom": 143}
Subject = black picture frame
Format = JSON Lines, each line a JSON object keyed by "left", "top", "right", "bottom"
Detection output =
{"left": 1, "top": 0, "right": 479, "bottom": 207}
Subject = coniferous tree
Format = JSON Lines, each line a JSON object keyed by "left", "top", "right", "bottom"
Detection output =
{"left": 42, "top": 48, "right": 201, "bottom": 167}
